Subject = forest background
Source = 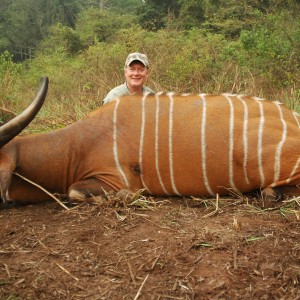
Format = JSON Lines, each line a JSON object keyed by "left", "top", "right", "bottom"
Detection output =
{"left": 0, "top": 0, "right": 300, "bottom": 128}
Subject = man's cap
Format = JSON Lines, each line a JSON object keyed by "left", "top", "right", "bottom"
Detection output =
{"left": 125, "top": 52, "right": 149, "bottom": 68}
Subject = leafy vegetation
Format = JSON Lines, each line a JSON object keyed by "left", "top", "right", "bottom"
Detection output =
{"left": 0, "top": 0, "right": 299, "bottom": 124}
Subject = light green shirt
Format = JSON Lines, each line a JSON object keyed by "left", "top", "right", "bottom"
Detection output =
{"left": 102, "top": 83, "right": 154, "bottom": 105}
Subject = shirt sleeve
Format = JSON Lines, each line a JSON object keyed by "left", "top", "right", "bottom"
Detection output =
{"left": 102, "top": 91, "right": 118, "bottom": 105}
{"left": 102, "top": 84, "right": 128, "bottom": 105}
{"left": 146, "top": 86, "right": 155, "bottom": 94}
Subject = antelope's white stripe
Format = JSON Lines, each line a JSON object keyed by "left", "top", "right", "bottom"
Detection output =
{"left": 256, "top": 99, "right": 265, "bottom": 187}
{"left": 237, "top": 96, "right": 250, "bottom": 185}
{"left": 167, "top": 94, "right": 181, "bottom": 196}
{"left": 293, "top": 112, "right": 300, "bottom": 128}
{"left": 155, "top": 94, "right": 169, "bottom": 194}
{"left": 254, "top": 96, "right": 265, "bottom": 101}
{"left": 113, "top": 98, "right": 129, "bottom": 188}
{"left": 274, "top": 102, "right": 287, "bottom": 182}
{"left": 138, "top": 94, "right": 151, "bottom": 193}
{"left": 273, "top": 157, "right": 300, "bottom": 186}
{"left": 224, "top": 95, "right": 236, "bottom": 189}
{"left": 200, "top": 94, "right": 214, "bottom": 196}
{"left": 287, "top": 157, "right": 300, "bottom": 183}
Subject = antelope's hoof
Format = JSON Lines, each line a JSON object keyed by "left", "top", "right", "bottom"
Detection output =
{"left": 261, "top": 187, "right": 283, "bottom": 208}
{"left": 116, "top": 189, "right": 135, "bottom": 200}
{"left": 0, "top": 200, "right": 18, "bottom": 209}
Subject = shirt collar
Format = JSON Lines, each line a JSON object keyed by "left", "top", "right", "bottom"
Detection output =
{"left": 125, "top": 82, "right": 145, "bottom": 94}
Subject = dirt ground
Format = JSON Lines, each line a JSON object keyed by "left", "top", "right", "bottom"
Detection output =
{"left": 0, "top": 195, "right": 300, "bottom": 300}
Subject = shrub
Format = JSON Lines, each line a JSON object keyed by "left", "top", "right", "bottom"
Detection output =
{"left": 0, "top": 51, "right": 23, "bottom": 109}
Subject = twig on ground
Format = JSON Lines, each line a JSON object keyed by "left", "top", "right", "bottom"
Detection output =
{"left": 203, "top": 194, "right": 219, "bottom": 218}
{"left": 127, "top": 260, "right": 137, "bottom": 285}
{"left": 134, "top": 274, "right": 149, "bottom": 300}
{"left": 233, "top": 245, "right": 238, "bottom": 270}
{"left": 13, "top": 172, "right": 69, "bottom": 210}
{"left": 55, "top": 262, "right": 79, "bottom": 281}
{"left": 150, "top": 254, "right": 161, "bottom": 270}
{"left": 3, "top": 263, "right": 11, "bottom": 278}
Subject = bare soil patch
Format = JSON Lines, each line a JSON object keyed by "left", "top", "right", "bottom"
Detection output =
{"left": 0, "top": 196, "right": 300, "bottom": 299}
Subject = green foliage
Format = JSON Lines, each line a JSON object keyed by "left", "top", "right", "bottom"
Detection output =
{"left": 76, "top": 8, "right": 136, "bottom": 46}
{"left": 0, "top": 0, "right": 79, "bottom": 60}
{"left": 138, "top": 0, "right": 181, "bottom": 30}
{"left": 77, "top": 0, "right": 143, "bottom": 14}
{"left": 239, "top": 12, "right": 300, "bottom": 87}
{"left": 107, "top": 0, "right": 143, "bottom": 14}
{"left": 0, "top": 51, "right": 23, "bottom": 108}
{"left": 137, "top": 4, "right": 166, "bottom": 31}
{"left": 38, "top": 24, "right": 82, "bottom": 56}
{"left": 177, "top": 0, "right": 206, "bottom": 29}
{"left": 0, "top": 51, "right": 20, "bottom": 78}
{"left": 138, "top": 0, "right": 300, "bottom": 36}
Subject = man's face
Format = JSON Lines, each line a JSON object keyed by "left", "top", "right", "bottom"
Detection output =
{"left": 124, "top": 61, "right": 149, "bottom": 92}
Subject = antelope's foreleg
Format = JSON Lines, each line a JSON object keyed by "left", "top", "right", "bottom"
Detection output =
{"left": 68, "top": 178, "right": 115, "bottom": 203}
{"left": 0, "top": 154, "right": 15, "bottom": 205}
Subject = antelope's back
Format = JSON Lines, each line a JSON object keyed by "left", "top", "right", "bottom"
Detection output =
{"left": 110, "top": 93, "right": 300, "bottom": 196}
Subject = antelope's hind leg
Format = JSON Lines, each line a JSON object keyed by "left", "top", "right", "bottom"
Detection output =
{"left": 68, "top": 178, "right": 114, "bottom": 204}
{"left": 273, "top": 185, "right": 300, "bottom": 198}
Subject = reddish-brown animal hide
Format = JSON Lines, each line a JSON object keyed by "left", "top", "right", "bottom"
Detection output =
{"left": 0, "top": 78, "right": 299, "bottom": 205}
